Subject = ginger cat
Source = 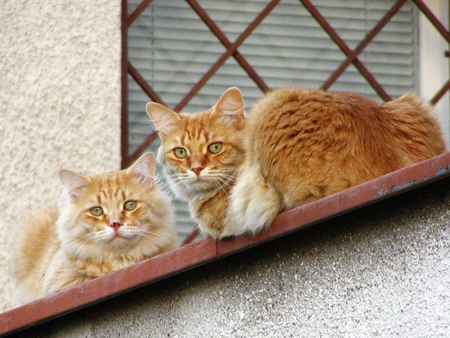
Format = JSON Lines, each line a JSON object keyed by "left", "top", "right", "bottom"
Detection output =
{"left": 147, "top": 89, "right": 245, "bottom": 238}
{"left": 12, "top": 152, "right": 180, "bottom": 304}
{"left": 147, "top": 87, "right": 445, "bottom": 239}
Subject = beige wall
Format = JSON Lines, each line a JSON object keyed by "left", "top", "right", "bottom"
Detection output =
{"left": 419, "top": 0, "right": 450, "bottom": 148}
{"left": 0, "top": 1, "right": 122, "bottom": 311}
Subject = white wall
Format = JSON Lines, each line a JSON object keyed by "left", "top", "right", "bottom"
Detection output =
{"left": 419, "top": 0, "right": 450, "bottom": 148}
{"left": 0, "top": 1, "right": 122, "bottom": 311}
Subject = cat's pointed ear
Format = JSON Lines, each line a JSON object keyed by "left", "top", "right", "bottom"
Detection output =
{"left": 211, "top": 87, "right": 245, "bottom": 129}
{"left": 59, "top": 169, "right": 90, "bottom": 202}
{"left": 146, "top": 102, "right": 180, "bottom": 136}
{"left": 126, "top": 152, "right": 156, "bottom": 188}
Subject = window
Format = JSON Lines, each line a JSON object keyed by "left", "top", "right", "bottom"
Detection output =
{"left": 125, "top": 0, "right": 449, "bottom": 240}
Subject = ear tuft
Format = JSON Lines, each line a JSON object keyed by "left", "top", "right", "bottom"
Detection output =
{"left": 126, "top": 152, "right": 156, "bottom": 188}
{"left": 59, "top": 169, "right": 90, "bottom": 202}
{"left": 146, "top": 102, "right": 180, "bottom": 136}
{"left": 210, "top": 87, "right": 245, "bottom": 129}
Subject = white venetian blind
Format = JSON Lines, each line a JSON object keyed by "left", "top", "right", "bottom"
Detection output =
{"left": 126, "top": 0, "right": 418, "bottom": 240}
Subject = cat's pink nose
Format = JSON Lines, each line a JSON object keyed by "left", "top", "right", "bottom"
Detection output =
{"left": 191, "top": 166, "right": 204, "bottom": 177}
{"left": 109, "top": 222, "right": 122, "bottom": 232}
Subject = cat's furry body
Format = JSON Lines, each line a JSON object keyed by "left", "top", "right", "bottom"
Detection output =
{"left": 12, "top": 152, "right": 179, "bottom": 304}
{"left": 223, "top": 88, "right": 445, "bottom": 237}
{"left": 148, "top": 88, "right": 445, "bottom": 239}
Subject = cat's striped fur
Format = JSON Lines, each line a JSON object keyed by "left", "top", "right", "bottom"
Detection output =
{"left": 12, "top": 152, "right": 179, "bottom": 304}
{"left": 148, "top": 87, "right": 445, "bottom": 239}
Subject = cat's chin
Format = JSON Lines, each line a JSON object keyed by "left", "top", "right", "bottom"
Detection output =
{"left": 169, "top": 177, "right": 216, "bottom": 198}
{"left": 96, "top": 229, "right": 137, "bottom": 247}
{"left": 101, "top": 235, "right": 135, "bottom": 251}
{"left": 190, "top": 178, "right": 213, "bottom": 186}
{"left": 186, "top": 180, "right": 217, "bottom": 193}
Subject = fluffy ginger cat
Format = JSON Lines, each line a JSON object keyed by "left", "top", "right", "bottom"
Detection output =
{"left": 147, "top": 87, "right": 445, "bottom": 239}
{"left": 12, "top": 152, "right": 179, "bottom": 304}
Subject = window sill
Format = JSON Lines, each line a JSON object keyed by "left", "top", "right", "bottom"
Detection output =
{"left": 2, "top": 151, "right": 450, "bottom": 336}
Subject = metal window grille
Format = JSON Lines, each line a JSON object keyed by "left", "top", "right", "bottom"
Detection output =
{"left": 121, "top": 0, "right": 449, "bottom": 241}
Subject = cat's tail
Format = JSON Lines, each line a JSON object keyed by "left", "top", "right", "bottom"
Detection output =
{"left": 386, "top": 92, "right": 446, "bottom": 156}
{"left": 221, "top": 162, "right": 283, "bottom": 238}
{"left": 390, "top": 92, "right": 435, "bottom": 117}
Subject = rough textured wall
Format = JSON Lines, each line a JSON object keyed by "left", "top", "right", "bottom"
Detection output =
{"left": 0, "top": 1, "right": 121, "bottom": 311}
{"left": 17, "top": 178, "right": 450, "bottom": 337}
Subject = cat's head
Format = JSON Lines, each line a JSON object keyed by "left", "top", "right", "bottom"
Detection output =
{"left": 146, "top": 87, "right": 246, "bottom": 199}
{"left": 57, "top": 152, "right": 178, "bottom": 257}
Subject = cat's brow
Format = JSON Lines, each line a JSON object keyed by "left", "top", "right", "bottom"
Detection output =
{"left": 96, "top": 175, "right": 127, "bottom": 204}
{"left": 182, "top": 126, "right": 209, "bottom": 148}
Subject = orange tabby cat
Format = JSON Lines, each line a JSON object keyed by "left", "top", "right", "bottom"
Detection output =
{"left": 12, "top": 152, "right": 180, "bottom": 304}
{"left": 147, "top": 88, "right": 445, "bottom": 239}
{"left": 147, "top": 88, "right": 246, "bottom": 238}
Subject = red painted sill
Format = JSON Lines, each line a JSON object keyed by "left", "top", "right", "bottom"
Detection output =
{"left": 2, "top": 152, "right": 450, "bottom": 336}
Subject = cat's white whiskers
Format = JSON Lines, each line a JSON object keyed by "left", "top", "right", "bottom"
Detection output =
{"left": 212, "top": 176, "right": 233, "bottom": 201}
{"left": 219, "top": 174, "right": 235, "bottom": 185}
{"left": 212, "top": 179, "right": 226, "bottom": 197}
{"left": 219, "top": 173, "right": 236, "bottom": 180}
{"left": 136, "top": 229, "right": 171, "bottom": 243}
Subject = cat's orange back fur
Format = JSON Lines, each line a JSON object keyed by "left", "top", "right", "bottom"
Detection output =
{"left": 223, "top": 88, "right": 445, "bottom": 237}
{"left": 252, "top": 88, "right": 444, "bottom": 205}
{"left": 12, "top": 207, "right": 60, "bottom": 303}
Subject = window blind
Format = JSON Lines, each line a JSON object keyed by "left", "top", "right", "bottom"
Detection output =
{"left": 127, "top": 0, "right": 418, "bottom": 240}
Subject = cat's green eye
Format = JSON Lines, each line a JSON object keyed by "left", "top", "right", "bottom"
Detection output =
{"left": 90, "top": 206, "right": 103, "bottom": 216}
{"left": 174, "top": 148, "right": 187, "bottom": 159}
{"left": 124, "top": 200, "right": 137, "bottom": 211}
{"left": 208, "top": 142, "right": 223, "bottom": 154}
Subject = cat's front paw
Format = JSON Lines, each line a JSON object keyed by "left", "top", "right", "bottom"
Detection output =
{"left": 220, "top": 208, "right": 269, "bottom": 239}
{"left": 196, "top": 214, "right": 225, "bottom": 239}
{"left": 220, "top": 168, "right": 282, "bottom": 238}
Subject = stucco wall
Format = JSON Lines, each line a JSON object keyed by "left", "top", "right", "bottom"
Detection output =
{"left": 0, "top": 1, "right": 122, "bottom": 311}
{"left": 14, "top": 177, "right": 450, "bottom": 337}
